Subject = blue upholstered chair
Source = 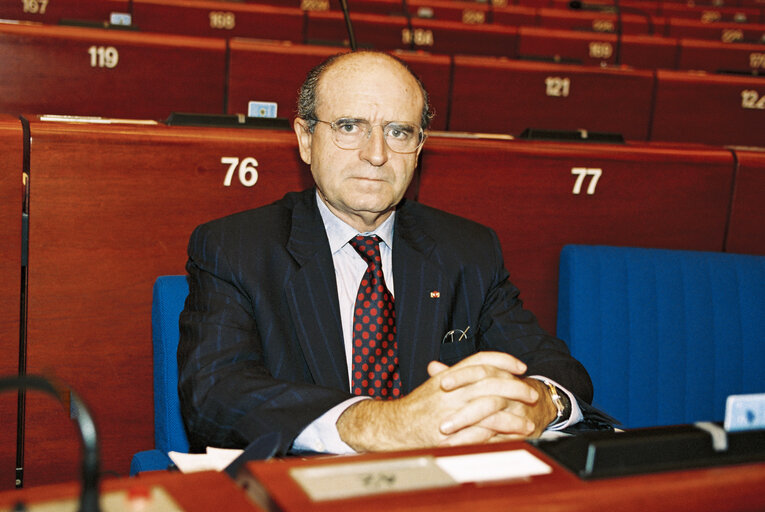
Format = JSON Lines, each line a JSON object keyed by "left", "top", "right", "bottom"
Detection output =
{"left": 130, "top": 275, "right": 190, "bottom": 475}
{"left": 557, "top": 245, "right": 765, "bottom": 429}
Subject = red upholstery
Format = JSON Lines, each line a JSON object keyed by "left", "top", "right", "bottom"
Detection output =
{"left": 417, "top": 135, "right": 735, "bottom": 332}
{"left": 0, "top": 115, "right": 22, "bottom": 491}
{"left": 677, "top": 38, "right": 765, "bottom": 74}
{"left": 448, "top": 56, "right": 655, "bottom": 140}
{"left": 21, "top": 118, "right": 311, "bottom": 486}
{"left": 518, "top": 26, "right": 678, "bottom": 69}
{"left": 227, "top": 40, "right": 452, "bottom": 130}
{"left": 650, "top": 70, "right": 765, "bottom": 147}
{"left": 0, "top": 23, "right": 226, "bottom": 119}
{"left": 726, "top": 149, "right": 765, "bottom": 255}
{"left": 131, "top": 0, "right": 305, "bottom": 42}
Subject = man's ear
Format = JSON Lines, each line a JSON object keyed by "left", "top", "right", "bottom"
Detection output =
{"left": 293, "top": 118, "right": 312, "bottom": 165}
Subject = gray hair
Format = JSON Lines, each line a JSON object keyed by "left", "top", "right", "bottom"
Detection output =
{"left": 296, "top": 51, "right": 434, "bottom": 133}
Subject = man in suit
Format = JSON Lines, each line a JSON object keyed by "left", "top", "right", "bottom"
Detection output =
{"left": 178, "top": 50, "right": 595, "bottom": 455}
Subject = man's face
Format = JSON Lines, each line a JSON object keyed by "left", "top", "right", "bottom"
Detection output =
{"left": 294, "top": 53, "right": 425, "bottom": 231}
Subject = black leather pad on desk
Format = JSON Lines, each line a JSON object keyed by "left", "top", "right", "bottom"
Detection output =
{"left": 530, "top": 424, "right": 765, "bottom": 479}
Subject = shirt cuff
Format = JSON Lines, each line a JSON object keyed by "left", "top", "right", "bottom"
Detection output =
{"left": 292, "top": 396, "right": 370, "bottom": 454}
{"left": 529, "top": 375, "right": 583, "bottom": 431}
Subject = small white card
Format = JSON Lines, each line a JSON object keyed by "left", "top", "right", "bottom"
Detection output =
{"left": 290, "top": 456, "right": 456, "bottom": 501}
{"left": 435, "top": 449, "right": 552, "bottom": 483}
{"left": 248, "top": 101, "right": 278, "bottom": 118}
{"left": 724, "top": 393, "right": 765, "bottom": 432}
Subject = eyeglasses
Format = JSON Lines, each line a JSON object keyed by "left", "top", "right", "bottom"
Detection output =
{"left": 314, "top": 118, "right": 426, "bottom": 154}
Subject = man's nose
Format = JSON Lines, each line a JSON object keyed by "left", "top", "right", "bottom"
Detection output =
{"left": 359, "top": 125, "right": 388, "bottom": 166}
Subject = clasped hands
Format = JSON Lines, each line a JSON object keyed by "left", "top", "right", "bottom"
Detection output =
{"left": 336, "top": 351, "right": 557, "bottom": 452}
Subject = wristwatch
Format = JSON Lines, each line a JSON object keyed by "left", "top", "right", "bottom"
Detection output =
{"left": 543, "top": 379, "right": 572, "bottom": 428}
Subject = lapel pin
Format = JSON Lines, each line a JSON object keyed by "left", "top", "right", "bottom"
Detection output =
{"left": 430, "top": 291, "right": 440, "bottom": 298}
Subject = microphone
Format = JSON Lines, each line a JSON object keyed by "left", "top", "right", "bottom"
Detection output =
{"left": 337, "top": 0, "right": 357, "bottom": 51}
{"left": 1, "top": 375, "right": 101, "bottom": 512}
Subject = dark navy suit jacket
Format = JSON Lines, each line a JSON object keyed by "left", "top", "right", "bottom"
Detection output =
{"left": 178, "top": 188, "right": 593, "bottom": 453}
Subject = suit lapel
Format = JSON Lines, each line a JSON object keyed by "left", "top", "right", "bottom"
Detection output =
{"left": 284, "top": 191, "right": 349, "bottom": 392}
{"left": 393, "top": 202, "right": 449, "bottom": 393}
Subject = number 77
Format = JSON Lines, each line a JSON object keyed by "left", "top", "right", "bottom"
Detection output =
{"left": 571, "top": 167, "right": 603, "bottom": 195}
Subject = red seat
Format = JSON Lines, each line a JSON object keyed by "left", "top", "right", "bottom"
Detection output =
{"left": 650, "top": 69, "right": 765, "bottom": 147}
{"left": 518, "top": 26, "right": 678, "bottom": 69}
{"left": 131, "top": 0, "right": 304, "bottom": 42}
{"left": 0, "top": 23, "right": 226, "bottom": 119}
{"left": 417, "top": 135, "right": 736, "bottom": 332}
{"left": 227, "top": 40, "right": 452, "bottom": 130}
{"left": 448, "top": 55, "right": 655, "bottom": 140}
{"left": 726, "top": 149, "right": 765, "bottom": 254}
{"left": 677, "top": 38, "right": 765, "bottom": 74}
{"left": 0, "top": 115, "right": 22, "bottom": 492}
{"left": 21, "top": 117, "right": 311, "bottom": 486}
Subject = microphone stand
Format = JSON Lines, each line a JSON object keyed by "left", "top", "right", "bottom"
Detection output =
{"left": 338, "top": 0, "right": 357, "bottom": 50}
{"left": 0, "top": 375, "right": 101, "bottom": 512}
{"left": 401, "top": 0, "right": 416, "bottom": 51}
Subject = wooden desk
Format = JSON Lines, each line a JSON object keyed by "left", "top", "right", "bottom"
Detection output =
{"left": 239, "top": 440, "right": 765, "bottom": 511}
{"left": 0, "top": 23, "right": 226, "bottom": 119}
{"left": 0, "top": 115, "right": 23, "bottom": 490}
{"left": 650, "top": 70, "right": 765, "bottom": 147}
{"left": 726, "top": 148, "right": 765, "bottom": 255}
{"left": 0, "top": 470, "right": 260, "bottom": 511}
{"left": 449, "top": 56, "right": 655, "bottom": 140}
{"left": 417, "top": 135, "right": 735, "bottom": 332}
{"left": 21, "top": 118, "right": 311, "bottom": 487}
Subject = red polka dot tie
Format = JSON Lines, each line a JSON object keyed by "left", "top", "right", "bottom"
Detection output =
{"left": 349, "top": 235, "right": 401, "bottom": 399}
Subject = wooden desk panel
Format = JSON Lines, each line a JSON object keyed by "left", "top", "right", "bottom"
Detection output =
{"left": 131, "top": 0, "right": 304, "bottom": 42}
{"left": 0, "top": 0, "right": 128, "bottom": 25}
{"left": 305, "top": 11, "right": 519, "bottom": 58}
{"left": 0, "top": 23, "right": 226, "bottom": 119}
{"left": 241, "top": 441, "right": 765, "bottom": 512}
{"left": 226, "top": 40, "right": 451, "bottom": 131}
{"left": 538, "top": 7, "right": 655, "bottom": 35}
{"left": 726, "top": 148, "right": 765, "bottom": 255}
{"left": 23, "top": 119, "right": 312, "bottom": 486}
{"left": 0, "top": 116, "right": 23, "bottom": 491}
{"left": 660, "top": 3, "right": 763, "bottom": 23}
{"left": 0, "top": 470, "right": 260, "bottom": 511}
{"left": 677, "top": 38, "right": 765, "bottom": 74}
{"left": 449, "top": 56, "right": 654, "bottom": 140}
{"left": 649, "top": 70, "right": 765, "bottom": 147}
{"left": 417, "top": 136, "right": 734, "bottom": 333}
{"left": 518, "top": 27, "right": 677, "bottom": 69}
{"left": 666, "top": 17, "right": 765, "bottom": 43}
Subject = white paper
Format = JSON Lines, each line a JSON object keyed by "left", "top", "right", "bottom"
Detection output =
{"left": 435, "top": 449, "right": 552, "bottom": 483}
{"left": 168, "top": 446, "right": 243, "bottom": 473}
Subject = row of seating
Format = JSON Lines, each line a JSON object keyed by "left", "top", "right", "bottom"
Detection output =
{"left": 0, "top": 114, "right": 762, "bottom": 487}
{"left": 1, "top": 23, "right": 762, "bottom": 146}
{"left": 2, "top": 0, "right": 764, "bottom": 46}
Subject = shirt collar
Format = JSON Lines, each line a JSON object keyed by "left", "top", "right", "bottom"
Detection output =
{"left": 316, "top": 190, "right": 395, "bottom": 254}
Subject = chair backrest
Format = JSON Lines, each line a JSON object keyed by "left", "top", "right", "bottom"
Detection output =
{"left": 152, "top": 275, "right": 190, "bottom": 454}
{"left": 557, "top": 245, "right": 765, "bottom": 429}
